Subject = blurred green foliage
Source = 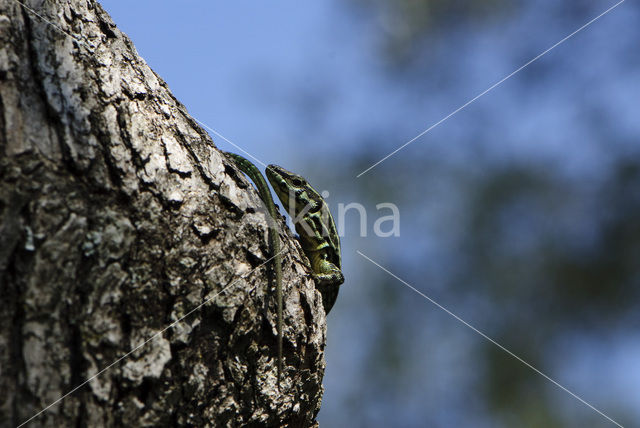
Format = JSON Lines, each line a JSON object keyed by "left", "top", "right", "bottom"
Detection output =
{"left": 336, "top": 1, "right": 637, "bottom": 426}
{"left": 350, "top": 0, "right": 510, "bottom": 65}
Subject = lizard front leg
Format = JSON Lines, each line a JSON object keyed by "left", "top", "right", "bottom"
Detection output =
{"left": 308, "top": 252, "right": 344, "bottom": 313}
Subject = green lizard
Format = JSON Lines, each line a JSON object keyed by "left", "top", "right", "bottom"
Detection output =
{"left": 265, "top": 165, "right": 344, "bottom": 314}
{"left": 224, "top": 152, "right": 344, "bottom": 389}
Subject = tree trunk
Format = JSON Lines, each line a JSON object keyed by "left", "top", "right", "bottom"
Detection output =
{"left": 0, "top": 1, "right": 326, "bottom": 426}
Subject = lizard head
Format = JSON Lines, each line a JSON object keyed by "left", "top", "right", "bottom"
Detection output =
{"left": 266, "top": 164, "right": 323, "bottom": 217}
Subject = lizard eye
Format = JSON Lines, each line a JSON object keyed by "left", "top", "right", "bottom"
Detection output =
{"left": 291, "top": 178, "right": 304, "bottom": 186}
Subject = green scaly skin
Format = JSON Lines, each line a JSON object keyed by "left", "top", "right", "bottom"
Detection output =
{"left": 224, "top": 152, "right": 284, "bottom": 389}
{"left": 266, "top": 165, "right": 344, "bottom": 314}
{"left": 225, "top": 153, "right": 345, "bottom": 392}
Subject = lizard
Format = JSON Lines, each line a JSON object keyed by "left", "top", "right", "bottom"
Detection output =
{"left": 265, "top": 164, "right": 344, "bottom": 314}
{"left": 224, "top": 152, "right": 344, "bottom": 389}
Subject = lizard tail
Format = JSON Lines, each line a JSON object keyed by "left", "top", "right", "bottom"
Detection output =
{"left": 225, "top": 151, "right": 284, "bottom": 391}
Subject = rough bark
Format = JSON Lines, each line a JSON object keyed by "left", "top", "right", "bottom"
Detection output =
{"left": 0, "top": 1, "right": 326, "bottom": 426}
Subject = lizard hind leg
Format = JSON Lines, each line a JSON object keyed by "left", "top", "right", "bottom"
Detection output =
{"left": 315, "top": 277, "right": 341, "bottom": 314}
